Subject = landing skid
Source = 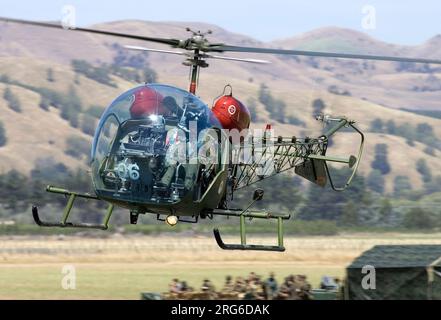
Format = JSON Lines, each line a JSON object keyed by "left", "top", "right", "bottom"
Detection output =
{"left": 213, "top": 228, "right": 285, "bottom": 252}
{"left": 32, "top": 186, "right": 114, "bottom": 230}
{"left": 210, "top": 208, "right": 290, "bottom": 252}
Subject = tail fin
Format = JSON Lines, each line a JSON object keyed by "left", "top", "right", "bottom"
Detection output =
{"left": 295, "top": 158, "right": 327, "bottom": 187}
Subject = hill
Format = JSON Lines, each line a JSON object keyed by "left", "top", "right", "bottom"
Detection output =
{"left": 0, "top": 20, "right": 440, "bottom": 197}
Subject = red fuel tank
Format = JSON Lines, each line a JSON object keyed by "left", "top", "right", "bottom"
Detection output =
{"left": 212, "top": 91, "right": 250, "bottom": 131}
{"left": 130, "top": 86, "right": 164, "bottom": 118}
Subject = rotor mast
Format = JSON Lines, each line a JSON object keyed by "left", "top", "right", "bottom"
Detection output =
{"left": 189, "top": 49, "right": 199, "bottom": 94}
{"left": 182, "top": 28, "right": 213, "bottom": 95}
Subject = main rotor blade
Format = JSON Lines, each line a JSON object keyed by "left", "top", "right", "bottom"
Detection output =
{"left": 0, "top": 17, "right": 180, "bottom": 47}
{"left": 207, "top": 54, "right": 270, "bottom": 64}
{"left": 124, "top": 45, "right": 185, "bottom": 56}
{"left": 124, "top": 45, "right": 270, "bottom": 64}
{"left": 215, "top": 45, "right": 441, "bottom": 65}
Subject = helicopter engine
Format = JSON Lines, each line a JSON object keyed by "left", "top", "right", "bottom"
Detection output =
{"left": 212, "top": 89, "right": 250, "bottom": 132}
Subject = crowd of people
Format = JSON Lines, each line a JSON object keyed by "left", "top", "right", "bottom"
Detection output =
{"left": 164, "top": 272, "right": 333, "bottom": 300}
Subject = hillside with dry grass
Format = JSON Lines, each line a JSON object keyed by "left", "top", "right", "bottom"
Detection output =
{"left": 0, "top": 20, "right": 440, "bottom": 195}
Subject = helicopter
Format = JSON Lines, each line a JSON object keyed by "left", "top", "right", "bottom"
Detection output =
{"left": 2, "top": 17, "right": 441, "bottom": 252}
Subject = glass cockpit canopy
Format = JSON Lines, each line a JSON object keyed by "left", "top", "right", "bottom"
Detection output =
{"left": 91, "top": 84, "right": 221, "bottom": 207}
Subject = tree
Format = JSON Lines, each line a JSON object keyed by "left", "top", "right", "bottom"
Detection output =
{"left": 143, "top": 68, "right": 157, "bottom": 83}
{"left": 312, "top": 99, "right": 325, "bottom": 115}
{"left": 416, "top": 123, "right": 434, "bottom": 138}
{"left": 395, "top": 122, "right": 415, "bottom": 140}
{"left": 371, "top": 144, "right": 391, "bottom": 175}
{"left": 424, "top": 175, "right": 441, "bottom": 194}
{"left": 366, "top": 169, "right": 385, "bottom": 194}
{"left": 3, "top": 87, "right": 12, "bottom": 100}
{"left": 0, "top": 121, "right": 6, "bottom": 147}
{"left": 39, "top": 95, "right": 50, "bottom": 111}
{"left": 393, "top": 175, "right": 412, "bottom": 198}
{"left": 287, "top": 116, "right": 305, "bottom": 126}
{"left": 81, "top": 115, "right": 97, "bottom": 136}
{"left": 340, "top": 201, "right": 358, "bottom": 226}
{"left": 378, "top": 198, "right": 392, "bottom": 226}
{"left": 424, "top": 146, "right": 436, "bottom": 156}
{"left": 403, "top": 208, "right": 434, "bottom": 230}
{"left": 46, "top": 68, "right": 55, "bottom": 82}
{"left": 69, "top": 114, "right": 79, "bottom": 128}
{"left": 61, "top": 86, "right": 82, "bottom": 128}
{"left": 258, "top": 83, "right": 286, "bottom": 123}
{"left": 0, "top": 170, "right": 29, "bottom": 211}
{"left": 65, "top": 136, "right": 90, "bottom": 160}
{"left": 0, "top": 74, "right": 10, "bottom": 83}
{"left": 385, "top": 120, "right": 396, "bottom": 135}
{"left": 231, "top": 174, "right": 304, "bottom": 213}
{"left": 3, "top": 87, "right": 22, "bottom": 113}
{"left": 74, "top": 73, "right": 81, "bottom": 85}
{"left": 246, "top": 98, "right": 259, "bottom": 122}
{"left": 71, "top": 60, "right": 114, "bottom": 87}
{"left": 66, "top": 86, "right": 82, "bottom": 111}
{"left": 369, "top": 118, "right": 384, "bottom": 132}
{"left": 299, "top": 168, "right": 368, "bottom": 222}
{"left": 416, "top": 158, "right": 432, "bottom": 183}
{"left": 86, "top": 105, "right": 104, "bottom": 119}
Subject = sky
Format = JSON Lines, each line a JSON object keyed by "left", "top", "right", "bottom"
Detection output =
{"left": 0, "top": 0, "right": 440, "bottom": 45}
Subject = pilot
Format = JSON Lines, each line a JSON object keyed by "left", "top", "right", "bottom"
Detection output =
{"left": 160, "top": 127, "right": 199, "bottom": 192}
{"left": 178, "top": 96, "right": 209, "bottom": 130}
{"left": 162, "top": 96, "right": 183, "bottom": 118}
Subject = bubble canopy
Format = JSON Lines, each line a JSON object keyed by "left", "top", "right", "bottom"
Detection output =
{"left": 90, "top": 84, "right": 222, "bottom": 209}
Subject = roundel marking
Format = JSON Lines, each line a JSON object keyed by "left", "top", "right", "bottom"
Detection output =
{"left": 227, "top": 104, "right": 236, "bottom": 115}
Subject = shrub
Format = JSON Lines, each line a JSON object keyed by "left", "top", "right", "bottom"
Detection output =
{"left": 0, "top": 121, "right": 6, "bottom": 147}
{"left": 246, "top": 98, "right": 259, "bottom": 122}
{"left": 393, "top": 175, "right": 412, "bottom": 197}
{"left": 3, "top": 87, "right": 22, "bottom": 113}
{"left": 369, "top": 118, "right": 384, "bottom": 132}
{"left": 424, "top": 146, "right": 436, "bottom": 156}
{"left": 86, "top": 105, "right": 105, "bottom": 119}
{"left": 416, "top": 158, "right": 432, "bottom": 183}
{"left": 312, "top": 98, "right": 325, "bottom": 115}
{"left": 46, "top": 68, "right": 55, "bottom": 82}
{"left": 258, "top": 83, "right": 287, "bottom": 123}
{"left": 403, "top": 208, "right": 435, "bottom": 230}
{"left": 65, "top": 136, "right": 90, "bottom": 159}
{"left": 371, "top": 143, "right": 391, "bottom": 175}
{"left": 71, "top": 60, "right": 115, "bottom": 87}
{"left": 39, "top": 95, "right": 50, "bottom": 111}
{"left": 81, "top": 115, "right": 97, "bottom": 136}
{"left": 366, "top": 169, "right": 385, "bottom": 194}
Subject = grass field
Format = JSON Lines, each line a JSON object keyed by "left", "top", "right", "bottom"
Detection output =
{"left": 1, "top": 233, "right": 441, "bottom": 299}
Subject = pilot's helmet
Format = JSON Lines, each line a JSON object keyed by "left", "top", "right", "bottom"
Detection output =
{"left": 130, "top": 86, "right": 164, "bottom": 119}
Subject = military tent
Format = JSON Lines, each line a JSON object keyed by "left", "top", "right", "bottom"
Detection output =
{"left": 345, "top": 245, "right": 441, "bottom": 300}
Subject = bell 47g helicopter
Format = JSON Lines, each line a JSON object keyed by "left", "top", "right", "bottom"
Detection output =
{"left": 2, "top": 17, "right": 441, "bottom": 252}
